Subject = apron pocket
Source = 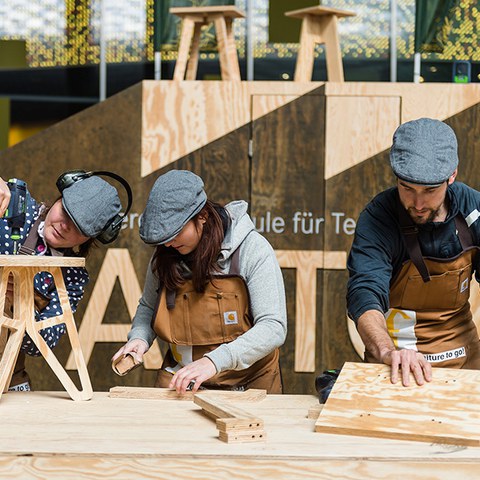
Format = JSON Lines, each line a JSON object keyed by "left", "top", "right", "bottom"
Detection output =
{"left": 401, "top": 264, "right": 471, "bottom": 311}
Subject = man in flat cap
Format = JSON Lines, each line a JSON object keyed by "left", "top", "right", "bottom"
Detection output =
{"left": 347, "top": 118, "right": 480, "bottom": 387}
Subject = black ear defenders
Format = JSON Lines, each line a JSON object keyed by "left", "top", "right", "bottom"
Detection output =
{"left": 55, "top": 169, "right": 133, "bottom": 244}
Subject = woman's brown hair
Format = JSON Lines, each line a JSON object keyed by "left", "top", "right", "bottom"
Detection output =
{"left": 152, "top": 200, "right": 230, "bottom": 292}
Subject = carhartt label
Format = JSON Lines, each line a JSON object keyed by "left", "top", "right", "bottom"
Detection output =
{"left": 424, "top": 346, "right": 466, "bottom": 363}
{"left": 224, "top": 311, "right": 238, "bottom": 325}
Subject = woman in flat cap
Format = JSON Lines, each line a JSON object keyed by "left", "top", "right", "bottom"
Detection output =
{"left": 113, "top": 169, "right": 287, "bottom": 393}
{"left": 0, "top": 170, "right": 131, "bottom": 391}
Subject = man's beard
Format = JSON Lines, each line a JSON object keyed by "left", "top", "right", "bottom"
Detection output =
{"left": 407, "top": 206, "right": 442, "bottom": 224}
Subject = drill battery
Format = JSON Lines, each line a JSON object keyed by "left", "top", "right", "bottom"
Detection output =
{"left": 4, "top": 179, "right": 27, "bottom": 253}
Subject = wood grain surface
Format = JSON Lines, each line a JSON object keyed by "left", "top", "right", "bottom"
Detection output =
{"left": 315, "top": 362, "right": 480, "bottom": 446}
{"left": 0, "top": 391, "right": 480, "bottom": 479}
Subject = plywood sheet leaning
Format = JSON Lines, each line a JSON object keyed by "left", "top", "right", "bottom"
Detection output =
{"left": 315, "top": 362, "right": 480, "bottom": 447}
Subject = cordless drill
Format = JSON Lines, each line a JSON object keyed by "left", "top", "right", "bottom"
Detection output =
{"left": 3, "top": 179, "right": 27, "bottom": 254}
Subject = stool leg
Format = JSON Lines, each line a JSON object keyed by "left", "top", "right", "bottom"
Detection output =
{"left": 185, "top": 22, "right": 203, "bottom": 80}
{"left": 319, "top": 15, "right": 344, "bottom": 82}
{"left": 0, "top": 323, "right": 24, "bottom": 397}
{"left": 225, "top": 17, "right": 241, "bottom": 80}
{"left": 174, "top": 16, "right": 196, "bottom": 81}
{"left": 213, "top": 15, "right": 240, "bottom": 81}
{"left": 25, "top": 267, "right": 93, "bottom": 401}
{"left": 294, "top": 16, "right": 318, "bottom": 82}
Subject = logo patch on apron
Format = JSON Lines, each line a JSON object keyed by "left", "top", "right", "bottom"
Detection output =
{"left": 224, "top": 311, "right": 238, "bottom": 325}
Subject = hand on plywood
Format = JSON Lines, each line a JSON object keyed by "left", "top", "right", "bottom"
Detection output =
{"left": 382, "top": 348, "right": 432, "bottom": 387}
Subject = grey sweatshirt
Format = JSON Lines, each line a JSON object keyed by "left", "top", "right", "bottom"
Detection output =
{"left": 128, "top": 200, "right": 287, "bottom": 372}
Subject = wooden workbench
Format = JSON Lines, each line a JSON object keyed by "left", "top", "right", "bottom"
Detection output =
{"left": 0, "top": 391, "right": 479, "bottom": 479}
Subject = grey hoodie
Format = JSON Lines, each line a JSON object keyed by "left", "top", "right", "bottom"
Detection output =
{"left": 128, "top": 200, "right": 287, "bottom": 372}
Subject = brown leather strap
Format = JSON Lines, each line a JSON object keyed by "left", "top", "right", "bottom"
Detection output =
{"left": 228, "top": 246, "right": 241, "bottom": 275}
{"left": 18, "top": 204, "right": 45, "bottom": 255}
{"left": 398, "top": 202, "right": 431, "bottom": 283}
{"left": 454, "top": 214, "right": 474, "bottom": 249}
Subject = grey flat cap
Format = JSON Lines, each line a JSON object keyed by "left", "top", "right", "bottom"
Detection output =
{"left": 390, "top": 118, "right": 458, "bottom": 186}
{"left": 140, "top": 170, "right": 207, "bottom": 245}
{"left": 62, "top": 176, "right": 122, "bottom": 237}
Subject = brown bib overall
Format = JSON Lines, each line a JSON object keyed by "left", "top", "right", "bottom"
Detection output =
{"left": 365, "top": 208, "right": 480, "bottom": 368}
{"left": 151, "top": 252, "right": 282, "bottom": 393}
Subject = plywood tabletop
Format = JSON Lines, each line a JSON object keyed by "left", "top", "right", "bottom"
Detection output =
{"left": 0, "top": 255, "right": 85, "bottom": 267}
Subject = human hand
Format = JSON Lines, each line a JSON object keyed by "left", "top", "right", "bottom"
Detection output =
{"left": 111, "top": 338, "right": 149, "bottom": 364}
{"left": 169, "top": 357, "right": 217, "bottom": 394}
{"left": 382, "top": 348, "right": 432, "bottom": 387}
{"left": 0, "top": 177, "right": 11, "bottom": 218}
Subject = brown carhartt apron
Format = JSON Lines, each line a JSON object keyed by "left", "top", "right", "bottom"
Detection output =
{"left": 365, "top": 207, "right": 480, "bottom": 369}
{"left": 151, "top": 249, "right": 282, "bottom": 393}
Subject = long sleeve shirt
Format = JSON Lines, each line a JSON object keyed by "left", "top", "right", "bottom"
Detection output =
{"left": 347, "top": 182, "right": 480, "bottom": 323}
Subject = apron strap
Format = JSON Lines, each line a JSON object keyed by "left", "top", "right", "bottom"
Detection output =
{"left": 454, "top": 214, "right": 474, "bottom": 249}
{"left": 18, "top": 204, "right": 45, "bottom": 255}
{"left": 398, "top": 202, "right": 431, "bottom": 283}
{"left": 228, "top": 246, "right": 241, "bottom": 275}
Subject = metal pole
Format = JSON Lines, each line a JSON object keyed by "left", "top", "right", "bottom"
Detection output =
{"left": 246, "top": 0, "right": 254, "bottom": 81}
{"left": 99, "top": 0, "right": 107, "bottom": 101}
{"left": 390, "top": 0, "right": 397, "bottom": 82}
{"left": 153, "top": 0, "right": 162, "bottom": 80}
{"left": 413, "top": 52, "right": 421, "bottom": 83}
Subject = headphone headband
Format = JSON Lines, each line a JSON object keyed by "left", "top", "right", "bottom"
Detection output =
{"left": 55, "top": 169, "right": 133, "bottom": 244}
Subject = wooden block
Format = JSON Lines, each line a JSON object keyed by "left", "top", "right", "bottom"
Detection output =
{"left": 218, "top": 429, "right": 266, "bottom": 443}
{"left": 111, "top": 353, "right": 143, "bottom": 376}
{"left": 194, "top": 393, "right": 263, "bottom": 422}
{"left": 216, "top": 417, "right": 264, "bottom": 432}
{"left": 315, "top": 362, "right": 480, "bottom": 447}
{"left": 109, "top": 386, "right": 194, "bottom": 401}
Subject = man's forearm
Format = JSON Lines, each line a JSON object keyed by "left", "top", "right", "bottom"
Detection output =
{"left": 357, "top": 309, "right": 395, "bottom": 362}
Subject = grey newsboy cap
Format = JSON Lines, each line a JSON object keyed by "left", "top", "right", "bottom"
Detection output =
{"left": 62, "top": 176, "right": 122, "bottom": 237}
{"left": 390, "top": 118, "right": 458, "bottom": 186}
{"left": 140, "top": 170, "right": 207, "bottom": 245}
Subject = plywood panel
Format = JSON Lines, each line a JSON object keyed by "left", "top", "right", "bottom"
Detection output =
{"left": 324, "top": 82, "right": 480, "bottom": 124}
{"left": 315, "top": 362, "right": 480, "bottom": 446}
{"left": 325, "top": 95, "right": 401, "bottom": 179}
{"left": 141, "top": 81, "right": 322, "bottom": 177}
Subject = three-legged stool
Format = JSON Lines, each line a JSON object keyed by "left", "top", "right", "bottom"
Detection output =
{"left": 170, "top": 5, "right": 245, "bottom": 81}
{"left": 285, "top": 6, "right": 356, "bottom": 82}
{"left": 0, "top": 255, "right": 93, "bottom": 401}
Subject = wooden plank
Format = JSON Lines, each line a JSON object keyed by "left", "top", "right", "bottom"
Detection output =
{"left": 218, "top": 429, "right": 266, "bottom": 443}
{"left": 110, "top": 387, "right": 267, "bottom": 402}
{"left": 1, "top": 456, "right": 480, "bottom": 480}
{"left": 315, "top": 362, "right": 480, "bottom": 446}
{"left": 193, "top": 392, "right": 264, "bottom": 422}
{"left": 109, "top": 386, "right": 194, "bottom": 401}
{"left": 0, "top": 255, "right": 84, "bottom": 267}
{"left": 216, "top": 417, "right": 263, "bottom": 432}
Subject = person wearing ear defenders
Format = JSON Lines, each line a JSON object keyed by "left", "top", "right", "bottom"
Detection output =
{"left": 0, "top": 169, "right": 132, "bottom": 392}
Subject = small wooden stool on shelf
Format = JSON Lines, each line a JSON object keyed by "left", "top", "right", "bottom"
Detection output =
{"left": 170, "top": 5, "right": 245, "bottom": 81}
{"left": 0, "top": 255, "right": 93, "bottom": 401}
{"left": 285, "top": 5, "right": 356, "bottom": 82}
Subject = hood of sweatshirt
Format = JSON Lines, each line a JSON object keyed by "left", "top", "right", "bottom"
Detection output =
{"left": 217, "top": 200, "right": 255, "bottom": 267}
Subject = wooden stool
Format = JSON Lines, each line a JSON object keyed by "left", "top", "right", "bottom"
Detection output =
{"left": 170, "top": 6, "right": 245, "bottom": 81}
{"left": 285, "top": 6, "right": 356, "bottom": 82}
{"left": 0, "top": 256, "right": 93, "bottom": 401}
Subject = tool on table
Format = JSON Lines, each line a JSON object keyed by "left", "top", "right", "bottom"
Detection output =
{"left": 3, "top": 179, "right": 27, "bottom": 254}
{"left": 315, "top": 368, "right": 341, "bottom": 404}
